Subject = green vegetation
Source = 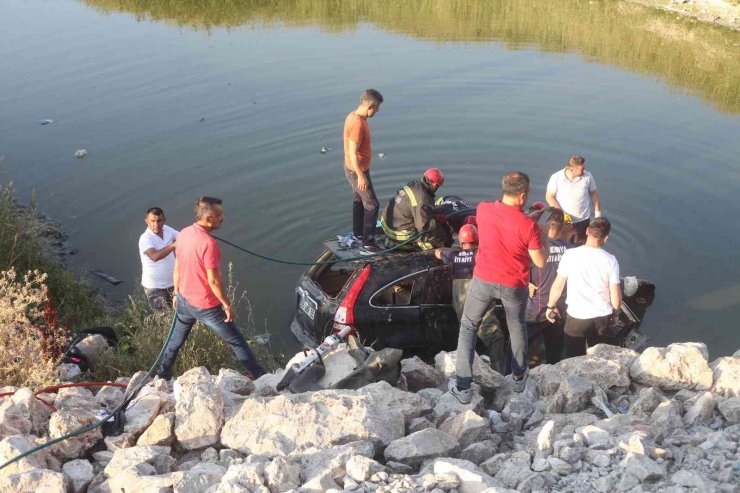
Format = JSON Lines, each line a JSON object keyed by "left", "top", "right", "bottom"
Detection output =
{"left": 84, "top": 0, "right": 740, "bottom": 113}
{"left": 0, "top": 183, "right": 280, "bottom": 386}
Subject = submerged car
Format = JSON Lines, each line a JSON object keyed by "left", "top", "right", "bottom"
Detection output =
{"left": 290, "top": 238, "right": 656, "bottom": 359}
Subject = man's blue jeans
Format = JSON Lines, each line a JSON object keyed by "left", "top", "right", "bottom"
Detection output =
{"left": 455, "top": 276, "right": 528, "bottom": 390}
{"left": 157, "top": 295, "right": 266, "bottom": 380}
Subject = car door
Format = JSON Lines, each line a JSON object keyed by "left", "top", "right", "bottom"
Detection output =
{"left": 366, "top": 269, "right": 428, "bottom": 348}
{"left": 419, "top": 265, "right": 459, "bottom": 350}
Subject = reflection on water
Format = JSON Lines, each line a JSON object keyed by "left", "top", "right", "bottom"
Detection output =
{"left": 84, "top": 0, "right": 740, "bottom": 113}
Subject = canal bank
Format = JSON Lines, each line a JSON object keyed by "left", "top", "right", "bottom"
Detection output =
{"left": 627, "top": 0, "right": 740, "bottom": 31}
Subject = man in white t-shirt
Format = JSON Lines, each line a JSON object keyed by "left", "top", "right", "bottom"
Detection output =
{"left": 139, "top": 207, "right": 179, "bottom": 309}
{"left": 545, "top": 155, "right": 601, "bottom": 245}
{"left": 545, "top": 217, "right": 621, "bottom": 358}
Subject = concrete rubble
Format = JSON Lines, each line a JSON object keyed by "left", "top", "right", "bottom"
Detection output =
{"left": 0, "top": 341, "right": 738, "bottom": 492}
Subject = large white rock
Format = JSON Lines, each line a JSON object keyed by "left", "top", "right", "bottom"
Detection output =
{"left": 172, "top": 463, "right": 226, "bottom": 493}
{"left": 536, "top": 420, "right": 555, "bottom": 456}
{"left": 0, "top": 388, "right": 52, "bottom": 438}
{"left": 555, "top": 344, "right": 638, "bottom": 391}
{"left": 48, "top": 410, "right": 102, "bottom": 460}
{"left": 137, "top": 412, "right": 175, "bottom": 446}
{"left": 218, "top": 462, "right": 265, "bottom": 490}
{"left": 0, "top": 435, "right": 56, "bottom": 476}
{"left": 215, "top": 368, "right": 255, "bottom": 396}
{"left": 432, "top": 458, "right": 498, "bottom": 493}
{"left": 94, "top": 386, "right": 125, "bottom": 411}
{"left": 718, "top": 397, "right": 740, "bottom": 424}
{"left": 433, "top": 388, "right": 485, "bottom": 424}
{"left": 710, "top": 356, "right": 740, "bottom": 397}
{"left": 683, "top": 392, "right": 715, "bottom": 426}
{"left": 559, "top": 375, "right": 596, "bottom": 413}
{"left": 124, "top": 393, "right": 161, "bottom": 436}
{"left": 174, "top": 367, "right": 223, "bottom": 450}
{"left": 62, "top": 459, "right": 94, "bottom": 493}
{"left": 345, "top": 455, "right": 385, "bottom": 482}
{"left": 288, "top": 441, "right": 374, "bottom": 485}
{"left": 0, "top": 468, "right": 67, "bottom": 491}
{"left": 384, "top": 429, "right": 460, "bottom": 467}
{"left": 621, "top": 452, "right": 666, "bottom": 481}
{"left": 54, "top": 387, "right": 99, "bottom": 414}
{"left": 104, "top": 445, "right": 172, "bottom": 477}
{"left": 263, "top": 456, "right": 301, "bottom": 492}
{"left": 434, "top": 351, "right": 507, "bottom": 394}
{"left": 106, "top": 466, "right": 174, "bottom": 493}
{"left": 75, "top": 334, "right": 110, "bottom": 366}
{"left": 221, "top": 386, "right": 406, "bottom": 456}
{"left": 439, "top": 410, "right": 490, "bottom": 449}
{"left": 629, "top": 342, "right": 713, "bottom": 391}
{"left": 401, "top": 356, "right": 445, "bottom": 392}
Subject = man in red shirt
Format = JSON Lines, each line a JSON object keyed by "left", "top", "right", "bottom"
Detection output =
{"left": 156, "top": 197, "right": 266, "bottom": 381}
{"left": 344, "top": 89, "right": 383, "bottom": 255}
{"left": 449, "top": 172, "right": 547, "bottom": 403}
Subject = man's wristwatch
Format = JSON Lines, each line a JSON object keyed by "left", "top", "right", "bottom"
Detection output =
{"left": 546, "top": 305, "right": 556, "bottom": 310}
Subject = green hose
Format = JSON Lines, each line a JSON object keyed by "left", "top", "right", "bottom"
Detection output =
{"left": 0, "top": 313, "right": 178, "bottom": 472}
{"left": 214, "top": 207, "right": 475, "bottom": 266}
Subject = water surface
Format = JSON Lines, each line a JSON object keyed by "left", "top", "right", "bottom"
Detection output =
{"left": 0, "top": 0, "right": 738, "bottom": 356}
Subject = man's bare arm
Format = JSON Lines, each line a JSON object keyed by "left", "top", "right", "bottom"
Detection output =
{"left": 347, "top": 140, "right": 367, "bottom": 191}
{"left": 545, "top": 191, "right": 561, "bottom": 209}
{"left": 172, "top": 258, "right": 180, "bottom": 308}
{"left": 529, "top": 246, "right": 547, "bottom": 268}
{"left": 206, "top": 267, "right": 235, "bottom": 322}
{"left": 609, "top": 282, "right": 622, "bottom": 312}
{"left": 591, "top": 190, "right": 601, "bottom": 217}
{"left": 144, "top": 242, "right": 176, "bottom": 262}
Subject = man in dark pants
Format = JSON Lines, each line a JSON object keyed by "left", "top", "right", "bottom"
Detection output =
{"left": 344, "top": 89, "right": 383, "bottom": 255}
{"left": 545, "top": 218, "right": 622, "bottom": 358}
{"left": 526, "top": 208, "right": 573, "bottom": 364}
{"left": 449, "top": 172, "right": 547, "bottom": 404}
{"left": 157, "top": 197, "right": 266, "bottom": 381}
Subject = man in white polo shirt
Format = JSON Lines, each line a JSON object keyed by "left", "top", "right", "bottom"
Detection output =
{"left": 546, "top": 155, "right": 601, "bottom": 245}
{"left": 545, "top": 217, "right": 621, "bottom": 358}
{"left": 139, "top": 207, "right": 178, "bottom": 309}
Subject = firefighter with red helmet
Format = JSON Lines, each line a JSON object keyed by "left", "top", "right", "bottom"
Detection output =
{"left": 435, "top": 224, "right": 507, "bottom": 375}
{"left": 381, "top": 168, "right": 450, "bottom": 251}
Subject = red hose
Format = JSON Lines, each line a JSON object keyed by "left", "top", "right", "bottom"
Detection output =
{"left": 0, "top": 382, "right": 129, "bottom": 413}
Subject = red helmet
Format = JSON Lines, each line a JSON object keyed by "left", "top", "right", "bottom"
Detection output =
{"left": 458, "top": 224, "right": 478, "bottom": 244}
{"left": 423, "top": 167, "right": 445, "bottom": 187}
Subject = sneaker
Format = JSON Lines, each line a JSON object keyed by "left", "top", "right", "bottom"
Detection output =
{"left": 359, "top": 245, "right": 380, "bottom": 256}
{"left": 512, "top": 367, "right": 528, "bottom": 393}
{"left": 448, "top": 379, "right": 472, "bottom": 405}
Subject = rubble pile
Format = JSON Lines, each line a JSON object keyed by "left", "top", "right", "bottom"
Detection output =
{"left": 1, "top": 342, "right": 738, "bottom": 492}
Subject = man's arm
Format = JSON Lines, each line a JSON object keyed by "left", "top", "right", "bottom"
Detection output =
{"left": 414, "top": 202, "right": 437, "bottom": 233}
{"left": 609, "top": 282, "right": 622, "bottom": 312}
{"left": 206, "top": 267, "right": 235, "bottom": 322}
{"left": 143, "top": 242, "right": 176, "bottom": 262}
{"left": 529, "top": 246, "right": 547, "bottom": 268}
{"left": 545, "top": 275, "right": 567, "bottom": 321}
{"left": 545, "top": 191, "right": 561, "bottom": 210}
{"left": 590, "top": 190, "right": 601, "bottom": 217}
{"left": 172, "top": 257, "right": 180, "bottom": 308}
{"left": 347, "top": 140, "right": 367, "bottom": 191}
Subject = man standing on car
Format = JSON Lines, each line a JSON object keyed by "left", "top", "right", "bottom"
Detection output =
{"left": 545, "top": 155, "right": 601, "bottom": 245}
{"left": 435, "top": 224, "right": 507, "bottom": 375}
{"left": 381, "top": 167, "right": 449, "bottom": 251}
{"left": 545, "top": 217, "right": 622, "bottom": 359}
{"left": 156, "top": 197, "right": 266, "bottom": 381}
{"left": 449, "top": 172, "right": 547, "bottom": 404}
{"left": 139, "top": 207, "right": 178, "bottom": 310}
{"left": 344, "top": 89, "right": 383, "bottom": 255}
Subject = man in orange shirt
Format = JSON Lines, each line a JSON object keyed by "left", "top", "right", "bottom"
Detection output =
{"left": 344, "top": 89, "right": 383, "bottom": 255}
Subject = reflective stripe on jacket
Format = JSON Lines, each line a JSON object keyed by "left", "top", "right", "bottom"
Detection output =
{"left": 381, "top": 179, "right": 437, "bottom": 243}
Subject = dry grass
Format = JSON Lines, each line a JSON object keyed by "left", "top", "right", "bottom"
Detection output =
{"left": 0, "top": 268, "right": 70, "bottom": 387}
{"left": 90, "top": 264, "right": 283, "bottom": 381}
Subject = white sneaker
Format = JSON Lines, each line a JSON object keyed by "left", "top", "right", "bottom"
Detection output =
{"left": 448, "top": 379, "right": 472, "bottom": 405}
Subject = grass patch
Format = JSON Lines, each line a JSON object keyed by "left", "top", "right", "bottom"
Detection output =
{"left": 0, "top": 182, "right": 282, "bottom": 386}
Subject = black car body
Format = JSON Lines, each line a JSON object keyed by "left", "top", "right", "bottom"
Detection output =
{"left": 290, "top": 240, "right": 656, "bottom": 356}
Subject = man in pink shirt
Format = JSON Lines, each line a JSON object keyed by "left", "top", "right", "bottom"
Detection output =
{"left": 449, "top": 172, "right": 547, "bottom": 403}
{"left": 156, "top": 197, "right": 266, "bottom": 381}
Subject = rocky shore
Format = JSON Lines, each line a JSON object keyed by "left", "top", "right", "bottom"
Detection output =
{"left": 627, "top": 0, "right": 740, "bottom": 31}
{"left": 1, "top": 341, "right": 738, "bottom": 492}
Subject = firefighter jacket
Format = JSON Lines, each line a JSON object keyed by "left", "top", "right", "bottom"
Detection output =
{"left": 381, "top": 178, "right": 437, "bottom": 247}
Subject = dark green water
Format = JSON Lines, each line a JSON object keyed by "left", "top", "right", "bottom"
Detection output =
{"left": 1, "top": 0, "right": 738, "bottom": 356}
